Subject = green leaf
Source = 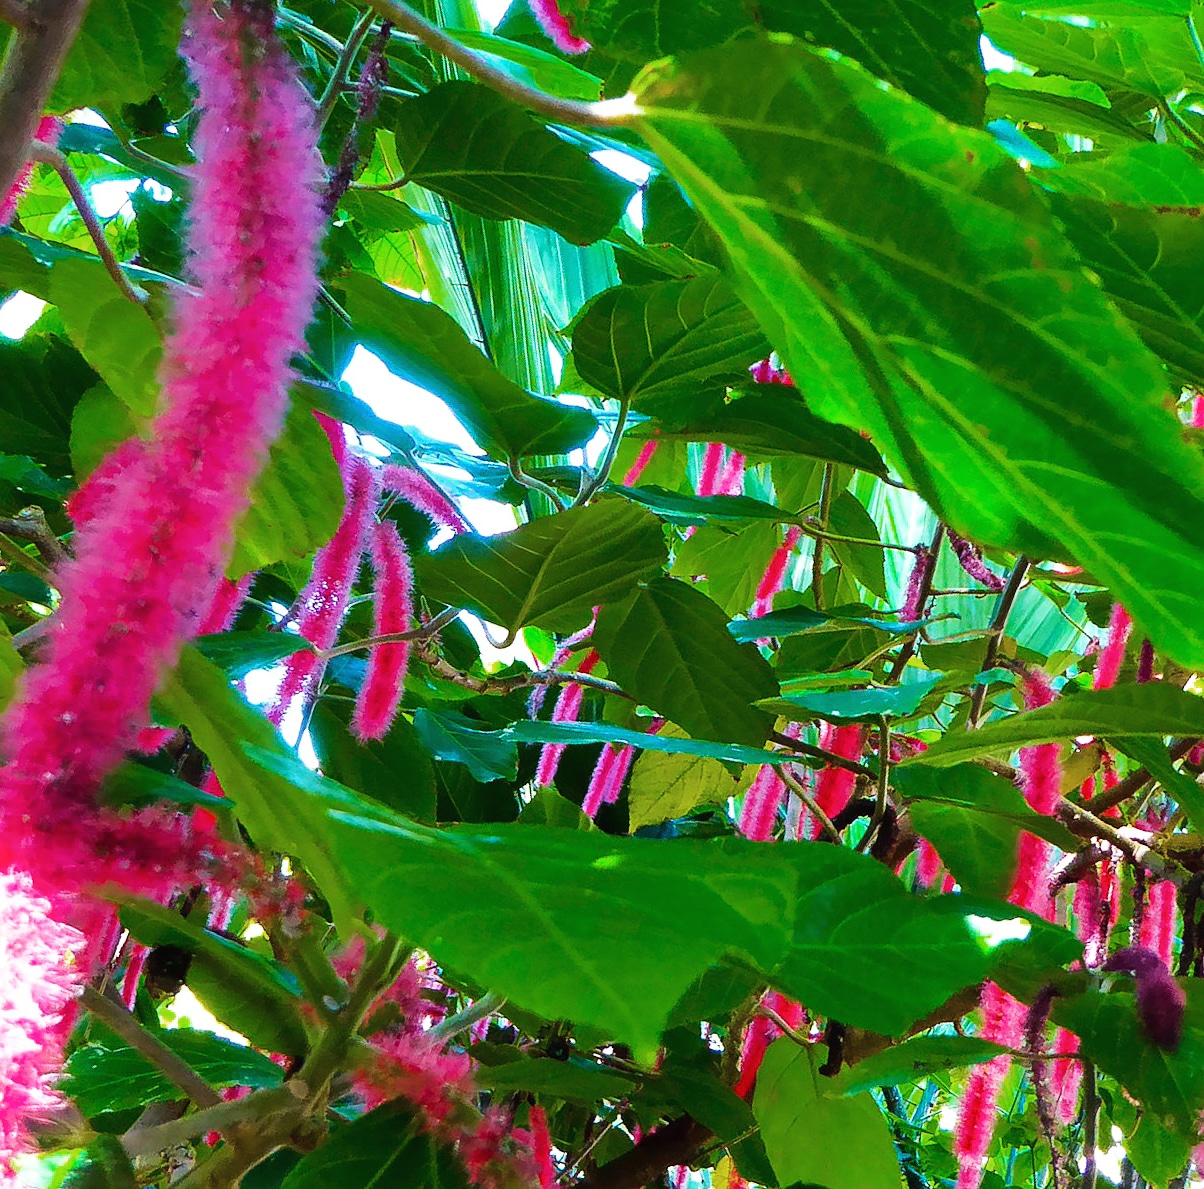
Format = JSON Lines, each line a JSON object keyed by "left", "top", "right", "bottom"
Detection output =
{"left": 194, "top": 631, "right": 312, "bottom": 679}
{"left": 1112, "top": 736, "right": 1204, "bottom": 834}
{"left": 757, "top": 0, "right": 987, "bottom": 126}
{"left": 416, "top": 500, "right": 666, "bottom": 638}
{"left": 670, "top": 520, "right": 783, "bottom": 617}
{"left": 443, "top": 28, "right": 604, "bottom": 101}
{"left": 0, "top": 452, "right": 72, "bottom": 497}
{"left": 594, "top": 577, "right": 777, "bottom": 747}
{"left": 652, "top": 386, "right": 888, "bottom": 474}
{"left": 229, "top": 401, "right": 345, "bottom": 577}
{"left": 64, "top": 1030, "right": 283, "bottom": 1116}
{"left": 159, "top": 648, "right": 367, "bottom": 935}
{"left": 518, "top": 786, "right": 597, "bottom": 829}
{"left": 571, "top": 276, "right": 769, "bottom": 421}
{"left": 760, "top": 675, "right": 942, "bottom": 723}
{"left": 729, "top": 605, "right": 921, "bottom": 644}
{"left": 477, "top": 1056, "right": 632, "bottom": 1099}
{"left": 309, "top": 702, "right": 438, "bottom": 823}
{"left": 69, "top": 384, "right": 136, "bottom": 478}
{"left": 634, "top": 38, "right": 1204, "bottom": 669}
{"left": 627, "top": 733, "right": 736, "bottom": 829}
{"left": 280, "top": 1099, "right": 469, "bottom": 1189}
{"left": 48, "top": 259, "right": 162, "bottom": 418}
{"left": 413, "top": 707, "right": 519, "bottom": 782}
{"left": 909, "top": 685, "right": 1204, "bottom": 767}
{"left": 61, "top": 1136, "right": 137, "bottom": 1189}
{"left": 1127, "top": 1110, "right": 1194, "bottom": 1187}
{"left": 392, "top": 81, "right": 633, "bottom": 245}
{"left": 609, "top": 483, "right": 794, "bottom": 527}
{"left": 341, "top": 272, "right": 595, "bottom": 457}
{"left": 115, "top": 898, "right": 308, "bottom": 1054}
{"left": 826, "top": 491, "right": 887, "bottom": 599}
{"left": 1055, "top": 984, "right": 1204, "bottom": 1141}
{"left": 52, "top": 0, "right": 184, "bottom": 111}
{"left": 753, "top": 1040, "right": 901, "bottom": 1189}
{"left": 99, "top": 760, "right": 228, "bottom": 813}
{"left": 0, "top": 633, "right": 22, "bottom": 714}
{"left": 828, "top": 1035, "right": 1009, "bottom": 1097}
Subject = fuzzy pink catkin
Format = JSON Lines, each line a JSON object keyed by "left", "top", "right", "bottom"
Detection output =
{"left": 696, "top": 442, "right": 726, "bottom": 497}
{"left": 0, "top": 869, "right": 84, "bottom": 1181}
{"left": 622, "top": 441, "right": 658, "bottom": 486}
{"left": 534, "top": 650, "right": 600, "bottom": 786}
{"left": 352, "top": 521, "right": 413, "bottom": 742}
{"left": 946, "top": 529, "right": 1003, "bottom": 592}
{"left": 381, "top": 464, "right": 471, "bottom": 535}
{"left": 752, "top": 525, "right": 803, "bottom": 620}
{"left": 738, "top": 726, "right": 801, "bottom": 842}
{"left": 528, "top": 0, "right": 590, "bottom": 53}
{"left": 581, "top": 744, "right": 633, "bottom": 818}
{"left": 0, "top": 116, "right": 61, "bottom": 228}
{"left": 1093, "top": 604, "right": 1132, "bottom": 691}
{"left": 811, "top": 723, "right": 864, "bottom": 830}
{"left": 1141, "top": 880, "right": 1178, "bottom": 970}
{"left": 733, "top": 991, "right": 804, "bottom": 1099}
{"left": 269, "top": 450, "right": 379, "bottom": 725}
{"left": 717, "top": 449, "right": 746, "bottom": 496}
{"left": 0, "top": 1, "right": 323, "bottom": 894}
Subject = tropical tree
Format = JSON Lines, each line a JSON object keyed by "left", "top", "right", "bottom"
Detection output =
{"left": 2, "top": 1, "right": 1204, "bottom": 1187}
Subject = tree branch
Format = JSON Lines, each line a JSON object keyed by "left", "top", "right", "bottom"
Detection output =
{"left": 0, "top": 0, "right": 91, "bottom": 203}
{"left": 80, "top": 986, "right": 223, "bottom": 1110}
{"left": 365, "top": 0, "right": 636, "bottom": 128}
{"left": 966, "top": 555, "right": 1030, "bottom": 727}
{"left": 1083, "top": 737, "right": 1197, "bottom": 815}
{"left": 28, "top": 140, "right": 148, "bottom": 303}
{"left": 0, "top": 506, "right": 67, "bottom": 566}
{"left": 0, "top": 0, "right": 30, "bottom": 29}
{"left": 574, "top": 1114, "right": 713, "bottom": 1189}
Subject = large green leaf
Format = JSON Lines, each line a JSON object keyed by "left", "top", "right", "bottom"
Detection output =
{"left": 571, "top": 276, "right": 769, "bottom": 421}
{"left": 51, "top": 0, "right": 184, "bottom": 112}
{"left": 594, "top": 577, "right": 777, "bottom": 747}
{"left": 412, "top": 707, "right": 519, "bottom": 782}
{"left": 627, "top": 732, "right": 737, "bottom": 829}
{"left": 391, "top": 81, "right": 632, "bottom": 246}
{"left": 49, "top": 259, "right": 163, "bottom": 418}
{"left": 609, "top": 484, "right": 794, "bottom": 528}
{"left": 634, "top": 39, "right": 1204, "bottom": 668}
{"left": 280, "top": 1099, "right": 470, "bottom": 1189}
{"left": 340, "top": 273, "right": 595, "bottom": 457}
{"left": 909, "top": 684, "right": 1204, "bottom": 766}
{"left": 828, "top": 1035, "right": 1009, "bottom": 1097}
{"left": 416, "top": 500, "right": 666, "bottom": 638}
{"left": 64, "top": 1030, "right": 283, "bottom": 1117}
{"left": 247, "top": 748, "right": 1002, "bottom": 1054}
{"left": 753, "top": 1040, "right": 902, "bottom": 1189}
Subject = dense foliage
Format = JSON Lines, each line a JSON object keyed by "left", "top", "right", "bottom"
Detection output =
{"left": 4, "top": 1, "right": 1204, "bottom": 1187}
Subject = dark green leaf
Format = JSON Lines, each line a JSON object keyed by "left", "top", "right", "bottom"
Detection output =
{"left": 116, "top": 898, "right": 308, "bottom": 1054}
{"left": 753, "top": 1040, "right": 901, "bottom": 1189}
{"left": 280, "top": 1099, "right": 470, "bottom": 1189}
{"left": 910, "top": 685, "right": 1204, "bottom": 766}
{"left": 0, "top": 452, "right": 72, "bottom": 496}
{"left": 477, "top": 1056, "right": 632, "bottom": 1099}
{"left": 416, "top": 500, "right": 666, "bottom": 638}
{"left": 609, "top": 483, "right": 794, "bottom": 527}
{"left": 99, "top": 759, "right": 229, "bottom": 813}
{"left": 392, "top": 81, "right": 633, "bottom": 245}
{"left": 194, "top": 631, "right": 312, "bottom": 679}
{"left": 828, "top": 1035, "right": 1009, "bottom": 1097}
{"left": 635, "top": 39, "right": 1204, "bottom": 669}
{"left": 341, "top": 272, "right": 595, "bottom": 457}
{"left": 1127, "top": 1110, "right": 1194, "bottom": 1187}
{"left": 1113, "top": 736, "right": 1204, "bottom": 834}
{"left": 594, "top": 577, "right": 777, "bottom": 747}
{"left": 627, "top": 734, "right": 736, "bottom": 829}
{"left": 826, "top": 492, "right": 887, "bottom": 599}
{"left": 571, "top": 276, "right": 769, "bottom": 421}
{"left": 413, "top": 707, "right": 519, "bottom": 782}
{"left": 64, "top": 1030, "right": 283, "bottom": 1116}
{"left": 760, "top": 675, "right": 942, "bottom": 723}
{"left": 0, "top": 334, "right": 97, "bottom": 471}
{"left": 729, "top": 605, "right": 921, "bottom": 644}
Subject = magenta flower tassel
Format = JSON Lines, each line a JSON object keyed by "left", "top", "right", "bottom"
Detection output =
{"left": 534, "top": 650, "right": 600, "bottom": 787}
{"left": 946, "top": 529, "right": 1004, "bottom": 592}
{"left": 1140, "top": 880, "right": 1178, "bottom": 970}
{"left": 1093, "top": 604, "right": 1132, "bottom": 691}
{"left": 696, "top": 442, "right": 725, "bottom": 497}
{"left": 352, "top": 521, "right": 414, "bottom": 742}
{"left": 751, "top": 525, "right": 802, "bottom": 619}
{"left": 381, "top": 464, "right": 471, "bottom": 535}
{"left": 582, "top": 743, "right": 633, "bottom": 818}
{"left": 0, "top": 0, "right": 323, "bottom": 893}
{"left": 622, "top": 441, "right": 658, "bottom": 486}
{"left": 717, "top": 449, "right": 746, "bottom": 496}
{"left": 528, "top": 0, "right": 590, "bottom": 53}
{"left": 0, "top": 869, "right": 84, "bottom": 1179}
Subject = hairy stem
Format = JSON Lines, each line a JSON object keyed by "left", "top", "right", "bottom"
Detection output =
{"left": 316, "top": 9, "right": 375, "bottom": 130}
{"left": 967, "top": 555, "right": 1029, "bottom": 727}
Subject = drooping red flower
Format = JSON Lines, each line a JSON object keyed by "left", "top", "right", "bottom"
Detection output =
{"left": 528, "top": 0, "right": 590, "bottom": 53}
{"left": 0, "top": 0, "right": 323, "bottom": 895}
{"left": 751, "top": 525, "right": 802, "bottom": 620}
{"left": 352, "top": 521, "right": 414, "bottom": 742}
{"left": 381, "top": 464, "right": 471, "bottom": 535}
{"left": 534, "top": 650, "right": 600, "bottom": 787}
{"left": 1093, "top": 604, "right": 1132, "bottom": 691}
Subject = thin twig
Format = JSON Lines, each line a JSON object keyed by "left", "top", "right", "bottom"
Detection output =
{"left": 1057, "top": 800, "right": 1190, "bottom": 887}
{"left": 429, "top": 991, "right": 505, "bottom": 1043}
{"left": 368, "top": 0, "right": 636, "bottom": 128}
{"left": 575, "top": 397, "right": 631, "bottom": 507}
{"left": 316, "top": 9, "right": 375, "bottom": 130}
{"left": 0, "top": 0, "right": 91, "bottom": 202}
{"left": 1085, "top": 738, "right": 1197, "bottom": 815}
{"left": 414, "top": 640, "right": 626, "bottom": 698}
{"left": 778, "top": 764, "right": 842, "bottom": 842}
{"left": 322, "top": 605, "right": 461, "bottom": 658}
{"left": 507, "top": 458, "right": 567, "bottom": 510}
{"left": 0, "top": 533, "right": 49, "bottom": 579}
{"left": 0, "top": 506, "right": 67, "bottom": 566}
{"left": 967, "top": 555, "right": 1030, "bottom": 727}
{"left": 27, "top": 141, "right": 149, "bottom": 304}
{"left": 811, "top": 464, "right": 835, "bottom": 609}
{"left": 1081, "top": 1061, "right": 1100, "bottom": 1189}
{"left": 768, "top": 729, "right": 876, "bottom": 777}
{"left": 121, "top": 1087, "right": 298, "bottom": 1160}
{"left": 80, "top": 986, "right": 222, "bottom": 1110}
{"left": 1160, "top": 100, "right": 1204, "bottom": 152}
{"left": 859, "top": 717, "right": 891, "bottom": 854}
{"left": 888, "top": 525, "right": 944, "bottom": 681}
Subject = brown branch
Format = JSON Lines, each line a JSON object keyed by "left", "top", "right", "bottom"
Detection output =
{"left": 0, "top": 0, "right": 30, "bottom": 29}
{"left": 27, "top": 140, "right": 148, "bottom": 304}
{"left": 1057, "top": 800, "right": 1191, "bottom": 887}
{"left": 0, "top": 506, "right": 67, "bottom": 566}
{"left": 0, "top": 0, "right": 92, "bottom": 203}
{"left": 1084, "top": 737, "right": 1197, "bottom": 815}
{"left": 967, "top": 555, "right": 1030, "bottom": 727}
{"left": 575, "top": 1114, "right": 713, "bottom": 1189}
{"left": 80, "top": 985, "right": 223, "bottom": 1110}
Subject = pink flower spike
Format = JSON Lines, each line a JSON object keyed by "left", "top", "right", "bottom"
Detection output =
{"left": 0, "top": 869, "right": 84, "bottom": 1180}
{"left": 534, "top": 650, "right": 599, "bottom": 787}
{"left": 1050, "top": 1030, "right": 1082, "bottom": 1126}
{"left": 352, "top": 521, "right": 414, "bottom": 742}
{"left": 622, "top": 441, "right": 658, "bottom": 487}
{"left": 752, "top": 525, "right": 803, "bottom": 620}
{"left": 946, "top": 529, "right": 1004, "bottom": 592}
{"left": 1093, "top": 604, "right": 1132, "bottom": 691}
{"left": 0, "top": 2, "right": 324, "bottom": 895}
{"left": 696, "top": 442, "right": 725, "bottom": 497}
{"left": 381, "top": 464, "right": 471, "bottom": 535}
{"left": 749, "top": 357, "right": 793, "bottom": 386}
{"left": 915, "top": 838, "right": 944, "bottom": 890}
{"left": 527, "top": 1105, "right": 555, "bottom": 1189}
{"left": 529, "top": 0, "right": 590, "bottom": 53}
{"left": 1141, "top": 880, "right": 1178, "bottom": 970}
{"left": 738, "top": 764, "right": 787, "bottom": 842}
{"left": 583, "top": 743, "right": 635, "bottom": 818}
{"left": 0, "top": 116, "right": 61, "bottom": 228}
{"left": 717, "top": 449, "right": 746, "bottom": 496}
{"left": 813, "top": 723, "right": 864, "bottom": 822}
{"left": 198, "top": 574, "right": 253, "bottom": 636}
